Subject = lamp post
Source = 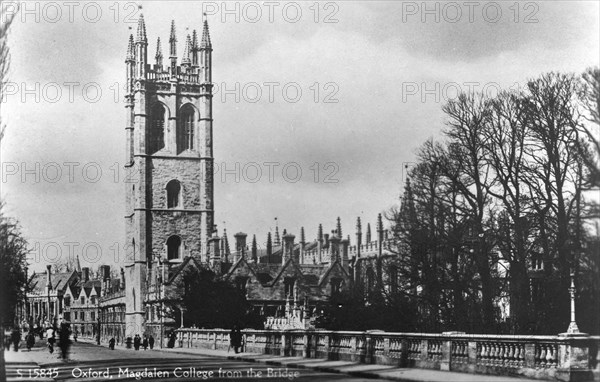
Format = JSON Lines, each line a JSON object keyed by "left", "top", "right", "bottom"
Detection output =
{"left": 566, "top": 270, "right": 580, "bottom": 334}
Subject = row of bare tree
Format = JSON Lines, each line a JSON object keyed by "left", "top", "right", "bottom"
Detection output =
{"left": 387, "top": 70, "right": 600, "bottom": 334}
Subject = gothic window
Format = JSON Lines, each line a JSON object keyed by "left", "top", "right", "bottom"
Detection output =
{"left": 64, "top": 297, "right": 70, "bottom": 307}
{"left": 81, "top": 296, "right": 85, "bottom": 305}
{"left": 150, "top": 103, "right": 166, "bottom": 154}
{"left": 235, "top": 277, "right": 248, "bottom": 295}
{"left": 166, "top": 180, "right": 181, "bottom": 208}
{"left": 167, "top": 235, "right": 182, "bottom": 260}
{"left": 331, "top": 278, "right": 343, "bottom": 295}
{"left": 177, "top": 105, "right": 195, "bottom": 153}
{"left": 284, "top": 277, "right": 296, "bottom": 299}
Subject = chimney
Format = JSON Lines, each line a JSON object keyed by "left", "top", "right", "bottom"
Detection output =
{"left": 341, "top": 237, "right": 349, "bottom": 267}
{"left": 234, "top": 232, "right": 247, "bottom": 260}
{"left": 82, "top": 267, "right": 90, "bottom": 282}
{"left": 282, "top": 233, "right": 295, "bottom": 264}
{"left": 377, "top": 213, "right": 384, "bottom": 258}
{"left": 120, "top": 268, "right": 126, "bottom": 289}
{"left": 329, "top": 235, "right": 341, "bottom": 262}
{"left": 101, "top": 265, "right": 111, "bottom": 280}
{"left": 209, "top": 232, "right": 221, "bottom": 268}
{"left": 46, "top": 265, "right": 52, "bottom": 291}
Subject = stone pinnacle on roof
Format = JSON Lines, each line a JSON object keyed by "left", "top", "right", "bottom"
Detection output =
{"left": 126, "top": 34, "right": 135, "bottom": 61}
{"left": 155, "top": 37, "right": 163, "bottom": 60}
{"left": 136, "top": 14, "right": 147, "bottom": 43}
{"left": 182, "top": 34, "right": 192, "bottom": 65}
{"left": 200, "top": 15, "right": 212, "bottom": 48}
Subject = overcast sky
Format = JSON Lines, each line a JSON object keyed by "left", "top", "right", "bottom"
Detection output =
{"left": 1, "top": 1, "right": 598, "bottom": 272}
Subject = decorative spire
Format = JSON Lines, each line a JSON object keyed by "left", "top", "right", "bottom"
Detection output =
{"left": 169, "top": 20, "right": 177, "bottom": 56}
{"left": 222, "top": 228, "right": 230, "bottom": 255}
{"left": 136, "top": 14, "right": 147, "bottom": 43}
{"left": 366, "top": 223, "right": 372, "bottom": 243}
{"left": 192, "top": 29, "right": 199, "bottom": 50}
{"left": 274, "top": 218, "right": 281, "bottom": 246}
{"left": 191, "top": 29, "right": 199, "bottom": 66}
{"left": 356, "top": 217, "right": 362, "bottom": 234}
{"left": 336, "top": 217, "right": 342, "bottom": 238}
{"left": 76, "top": 255, "right": 82, "bottom": 273}
{"left": 300, "top": 227, "right": 305, "bottom": 244}
{"left": 251, "top": 235, "right": 258, "bottom": 262}
{"left": 266, "top": 232, "right": 273, "bottom": 262}
{"left": 182, "top": 34, "right": 192, "bottom": 65}
{"left": 200, "top": 16, "right": 212, "bottom": 48}
{"left": 318, "top": 223, "right": 323, "bottom": 242}
{"left": 155, "top": 37, "right": 163, "bottom": 65}
{"left": 126, "top": 34, "right": 135, "bottom": 62}
{"left": 377, "top": 213, "right": 384, "bottom": 232}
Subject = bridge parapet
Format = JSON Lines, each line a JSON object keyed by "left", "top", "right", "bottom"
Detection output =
{"left": 176, "top": 328, "right": 599, "bottom": 381}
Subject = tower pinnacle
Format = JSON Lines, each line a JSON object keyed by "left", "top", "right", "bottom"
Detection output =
{"left": 125, "top": 34, "right": 134, "bottom": 62}
{"left": 182, "top": 34, "right": 192, "bottom": 65}
{"left": 155, "top": 37, "right": 163, "bottom": 66}
{"left": 136, "top": 14, "right": 147, "bottom": 43}
{"left": 200, "top": 17, "right": 212, "bottom": 48}
{"left": 169, "top": 20, "right": 177, "bottom": 56}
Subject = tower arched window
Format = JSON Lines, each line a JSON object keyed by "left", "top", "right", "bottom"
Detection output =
{"left": 167, "top": 235, "right": 182, "bottom": 260}
{"left": 166, "top": 180, "right": 181, "bottom": 208}
{"left": 177, "top": 105, "right": 195, "bottom": 153}
{"left": 150, "top": 104, "right": 166, "bottom": 154}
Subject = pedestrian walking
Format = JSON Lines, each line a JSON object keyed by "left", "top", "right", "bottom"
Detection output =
{"left": 11, "top": 328, "right": 21, "bottom": 352}
{"left": 46, "top": 327, "right": 55, "bottom": 354}
{"left": 108, "top": 337, "right": 115, "bottom": 350}
{"left": 148, "top": 335, "right": 154, "bottom": 350}
{"left": 167, "top": 331, "right": 176, "bottom": 348}
{"left": 58, "top": 322, "right": 71, "bottom": 360}
{"left": 229, "top": 325, "right": 242, "bottom": 354}
{"left": 142, "top": 335, "right": 148, "bottom": 350}
{"left": 26, "top": 332, "right": 35, "bottom": 351}
{"left": 133, "top": 334, "right": 141, "bottom": 350}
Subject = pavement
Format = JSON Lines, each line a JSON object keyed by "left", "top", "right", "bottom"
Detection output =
{"left": 3, "top": 337, "right": 546, "bottom": 382}
{"left": 159, "top": 343, "right": 543, "bottom": 382}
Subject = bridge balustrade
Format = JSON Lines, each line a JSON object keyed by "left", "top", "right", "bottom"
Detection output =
{"left": 176, "top": 328, "right": 600, "bottom": 381}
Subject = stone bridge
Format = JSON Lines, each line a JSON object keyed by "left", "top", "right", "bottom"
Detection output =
{"left": 176, "top": 328, "right": 600, "bottom": 381}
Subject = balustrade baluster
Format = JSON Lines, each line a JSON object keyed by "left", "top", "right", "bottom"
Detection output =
{"left": 538, "top": 345, "right": 546, "bottom": 368}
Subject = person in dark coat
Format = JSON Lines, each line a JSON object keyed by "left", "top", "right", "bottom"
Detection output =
{"left": 167, "top": 331, "right": 176, "bottom": 348}
{"left": 229, "top": 326, "right": 242, "bottom": 354}
{"left": 58, "top": 322, "right": 71, "bottom": 360}
{"left": 11, "top": 329, "right": 21, "bottom": 352}
{"left": 148, "top": 335, "right": 154, "bottom": 350}
{"left": 26, "top": 332, "right": 35, "bottom": 351}
{"left": 142, "top": 335, "right": 148, "bottom": 350}
{"left": 108, "top": 337, "right": 115, "bottom": 350}
{"left": 133, "top": 334, "right": 141, "bottom": 350}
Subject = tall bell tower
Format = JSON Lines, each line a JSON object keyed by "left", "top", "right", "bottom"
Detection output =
{"left": 124, "top": 14, "right": 214, "bottom": 336}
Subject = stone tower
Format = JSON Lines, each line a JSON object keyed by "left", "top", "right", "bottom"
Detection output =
{"left": 124, "top": 14, "right": 214, "bottom": 336}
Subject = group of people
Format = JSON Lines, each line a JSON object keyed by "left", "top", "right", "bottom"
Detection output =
{"left": 3, "top": 328, "right": 30, "bottom": 352}
{"left": 45, "top": 322, "right": 72, "bottom": 359}
{"left": 4, "top": 322, "right": 72, "bottom": 360}
{"left": 131, "top": 334, "right": 155, "bottom": 350}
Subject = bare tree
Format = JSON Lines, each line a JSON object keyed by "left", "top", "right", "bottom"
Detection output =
{"left": 441, "top": 93, "right": 497, "bottom": 330}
